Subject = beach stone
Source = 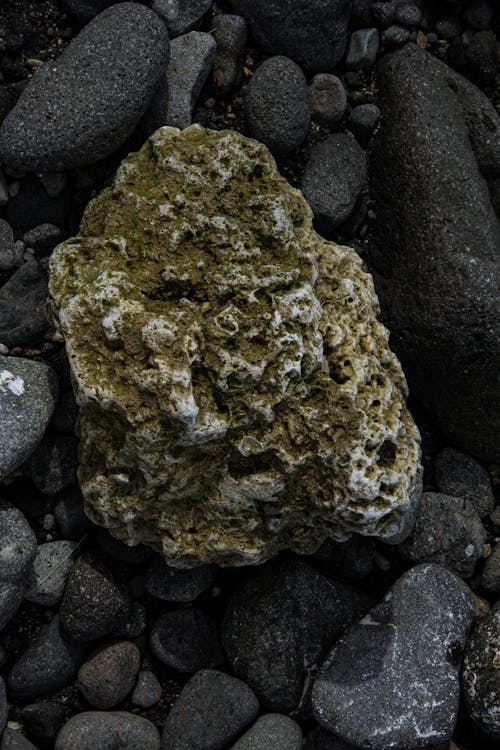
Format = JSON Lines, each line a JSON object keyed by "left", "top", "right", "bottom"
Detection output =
{"left": 24, "top": 435, "right": 78, "bottom": 495}
{"left": 145, "top": 555, "right": 217, "bottom": 602}
{"left": 245, "top": 56, "right": 310, "bottom": 155}
{"left": 221, "top": 557, "right": 371, "bottom": 715}
{"left": 8, "top": 616, "right": 83, "bottom": 701}
{"left": 25, "top": 541, "right": 78, "bottom": 606}
{"left": 150, "top": 609, "right": 223, "bottom": 673}
{"left": 0, "top": 355, "right": 58, "bottom": 479}
{"left": 152, "top": 0, "right": 212, "bottom": 37}
{"left": 435, "top": 446, "right": 495, "bottom": 517}
{"left": 462, "top": 603, "right": 500, "bottom": 738}
{"left": 161, "top": 670, "right": 259, "bottom": 750}
{"left": 1, "top": 728, "right": 40, "bottom": 750}
{"left": 312, "top": 535, "right": 374, "bottom": 582}
{"left": 49, "top": 125, "right": 421, "bottom": 567}
{"left": 230, "top": 714, "right": 302, "bottom": 750}
{"left": 481, "top": 542, "right": 500, "bottom": 593}
{"left": 229, "top": 0, "right": 351, "bottom": 71}
{"left": 394, "top": 2, "right": 422, "bottom": 27}
{"left": 143, "top": 31, "right": 216, "bottom": 134}
{"left": 131, "top": 670, "right": 162, "bottom": 709}
{"left": 399, "top": 492, "right": 486, "bottom": 578}
{"left": 308, "top": 74, "right": 347, "bottom": 128}
{"left": 0, "top": 219, "right": 18, "bottom": 272}
{"left": 55, "top": 712, "right": 160, "bottom": 750}
{"left": 0, "top": 261, "right": 50, "bottom": 347}
{"left": 348, "top": 103, "right": 381, "bottom": 147}
{"left": 78, "top": 641, "right": 140, "bottom": 708}
{"left": 0, "top": 3, "right": 169, "bottom": 172}
{"left": 301, "top": 134, "right": 367, "bottom": 232}
{"left": 306, "top": 727, "right": 354, "bottom": 749}
{"left": 370, "top": 43, "right": 500, "bottom": 463}
{"left": 346, "top": 28, "right": 380, "bottom": 69}
{"left": 381, "top": 24, "right": 412, "bottom": 45}
{"left": 212, "top": 14, "right": 247, "bottom": 97}
{"left": 23, "top": 224, "right": 66, "bottom": 257}
{"left": 312, "top": 564, "right": 475, "bottom": 750}
{"left": 0, "top": 502, "right": 37, "bottom": 632}
{"left": 21, "top": 702, "right": 66, "bottom": 746}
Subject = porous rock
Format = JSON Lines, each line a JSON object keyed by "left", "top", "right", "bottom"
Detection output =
{"left": 49, "top": 125, "right": 421, "bottom": 567}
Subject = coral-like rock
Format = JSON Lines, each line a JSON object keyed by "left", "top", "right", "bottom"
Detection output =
{"left": 49, "top": 125, "right": 421, "bottom": 567}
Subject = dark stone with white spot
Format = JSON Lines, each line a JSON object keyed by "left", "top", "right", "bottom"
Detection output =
{"left": 152, "top": 0, "right": 212, "bottom": 37}
{"left": 348, "top": 103, "right": 381, "bottom": 147}
{"left": 55, "top": 712, "right": 160, "bottom": 750}
{"left": 230, "top": 714, "right": 303, "bottom": 750}
{"left": 229, "top": 0, "right": 351, "bottom": 72}
{"left": 0, "top": 3, "right": 169, "bottom": 172}
{"left": 0, "top": 356, "right": 57, "bottom": 481}
{"left": 212, "top": 14, "right": 247, "bottom": 97}
{"left": 301, "top": 134, "right": 367, "bottom": 233}
{"left": 161, "top": 670, "right": 259, "bottom": 750}
{"left": 246, "top": 56, "right": 309, "bottom": 155}
{"left": 24, "top": 435, "right": 78, "bottom": 495}
{"left": 308, "top": 74, "right": 347, "bottom": 128}
{"left": 221, "top": 557, "right": 371, "bottom": 716}
{"left": 346, "top": 28, "right": 380, "bottom": 69}
{"left": 131, "top": 670, "right": 163, "bottom": 709}
{"left": 150, "top": 609, "right": 223, "bottom": 673}
{"left": 22, "top": 702, "right": 66, "bottom": 746}
{"left": 78, "top": 641, "right": 140, "bottom": 709}
{"left": 0, "top": 262, "right": 50, "bottom": 347}
{"left": 462, "top": 602, "right": 500, "bottom": 738}
{"left": 23, "top": 224, "right": 66, "bottom": 257}
{"left": 145, "top": 555, "right": 217, "bottom": 602}
{"left": 312, "top": 564, "right": 475, "bottom": 750}
{"left": 481, "top": 542, "right": 500, "bottom": 593}
{"left": 0, "top": 502, "right": 37, "bottom": 632}
{"left": 8, "top": 615, "right": 84, "bottom": 701}
{"left": 435, "top": 446, "right": 495, "bottom": 517}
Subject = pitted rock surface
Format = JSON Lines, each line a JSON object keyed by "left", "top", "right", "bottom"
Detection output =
{"left": 49, "top": 125, "right": 421, "bottom": 567}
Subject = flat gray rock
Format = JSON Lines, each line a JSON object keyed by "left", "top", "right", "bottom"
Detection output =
{"left": 312, "top": 564, "right": 475, "bottom": 750}
{"left": 0, "top": 354, "right": 58, "bottom": 479}
{"left": 0, "top": 3, "right": 169, "bottom": 172}
{"left": 0, "top": 502, "right": 37, "bottom": 632}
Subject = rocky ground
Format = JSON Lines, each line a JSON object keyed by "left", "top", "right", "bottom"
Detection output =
{"left": 0, "top": 1, "right": 499, "bottom": 749}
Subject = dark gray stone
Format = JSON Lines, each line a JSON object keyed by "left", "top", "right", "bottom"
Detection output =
{"left": 5, "top": 175, "right": 70, "bottom": 230}
{"left": 161, "top": 670, "right": 259, "bottom": 750}
{"left": 462, "top": 602, "right": 500, "bottom": 738}
{"left": 435, "top": 15, "right": 462, "bottom": 39}
{"left": 481, "top": 542, "right": 500, "bottom": 593}
{"left": 55, "top": 712, "right": 160, "bottom": 750}
{"left": 346, "top": 28, "right": 380, "bottom": 69}
{"left": 25, "top": 541, "right": 78, "bottom": 606}
{"left": 245, "top": 56, "right": 309, "bottom": 155}
{"left": 0, "top": 677, "right": 7, "bottom": 737}
{"left": 1, "top": 728, "right": 40, "bottom": 750}
{"left": 311, "top": 536, "right": 374, "bottom": 582}
{"left": 394, "top": 2, "right": 422, "bottom": 27}
{"left": 370, "top": 44, "right": 500, "bottom": 463}
{"left": 347, "top": 103, "right": 381, "bottom": 147}
{"left": 54, "top": 489, "right": 94, "bottom": 540}
{"left": 301, "top": 134, "right": 367, "bottom": 232}
{"left": 24, "top": 435, "right": 78, "bottom": 495}
{"left": 78, "top": 641, "right": 140, "bottom": 709}
{"left": 212, "top": 14, "right": 247, "bottom": 97}
{"left": 8, "top": 616, "right": 83, "bottom": 701}
{"left": 221, "top": 557, "right": 371, "bottom": 716}
{"left": 0, "top": 261, "right": 50, "bottom": 347}
{"left": 312, "top": 564, "right": 475, "bottom": 750}
{"left": 152, "top": 0, "right": 212, "bottom": 37}
{"left": 150, "top": 609, "right": 223, "bottom": 673}
{"left": 0, "top": 355, "right": 58, "bottom": 479}
{"left": 23, "top": 224, "right": 66, "bottom": 257}
{"left": 308, "top": 74, "right": 347, "bottom": 128}
{"left": 131, "top": 670, "right": 162, "bottom": 709}
{"left": 399, "top": 492, "right": 486, "bottom": 578}
{"left": 435, "top": 446, "right": 495, "bottom": 517}
{"left": 229, "top": 0, "right": 351, "bottom": 72}
{"left": 230, "top": 714, "right": 302, "bottom": 750}
{"left": 381, "top": 24, "right": 412, "bottom": 45}
{"left": 145, "top": 555, "right": 217, "bottom": 601}
{"left": 143, "top": 31, "right": 216, "bottom": 134}
{"left": 466, "top": 30, "right": 498, "bottom": 85}
{"left": 0, "top": 3, "right": 169, "bottom": 172}
{"left": 94, "top": 528, "right": 153, "bottom": 565}
{"left": 462, "top": 0, "right": 494, "bottom": 30}
{"left": 21, "top": 702, "right": 66, "bottom": 745}
{"left": 0, "top": 502, "right": 37, "bottom": 632}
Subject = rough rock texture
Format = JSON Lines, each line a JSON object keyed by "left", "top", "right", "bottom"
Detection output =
{"left": 370, "top": 44, "right": 500, "bottom": 463}
{"left": 462, "top": 603, "right": 500, "bottom": 738}
{"left": 0, "top": 502, "right": 37, "bottom": 632}
{"left": 55, "top": 711, "right": 160, "bottom": 750}
{"left": 49, "top": 125, "right": 421, "bottom": 567}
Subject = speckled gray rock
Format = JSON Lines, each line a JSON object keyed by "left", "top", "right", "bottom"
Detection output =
{"left": 346, "top": 28, "right": 380, "bottom": 69}
{"left": 230, "top": 714, "right": 302, "bottom": 750}
{"left": 1, "top": 728, "right": 40, "bottom": 750}
{"left": 308, "top": 74, "right": 347, "bottom": 128}
{"left": 145, "top": 555, "right": 217, "bottom": 602}
{"left": 0, "top": 677, "right": 7, "bottom": 737}
{"left": 482, "top": 542, "right": 500, "bottom": 593}
{"left": 212, "top": 14, "right": 247, "bottom": 97}
{"left": 399, "top": 492, "right": 486, "bottom": 578}
{"left": 229, "top": 0, "right": 351, "bottom": 71}
{"left": 8, "top": 616, "right": 83, "bottom": 701}
{"left": 152, "top": 0, "right": 212, "bottom": 37}
{"left": 78, "top": 641, "right": 140, "bottom": 709}
{"left": 348, "top": 103, "right": 381, "bottom": 147}
{"left": 435, "top": 446, "right": 495, "bottom": 517}
{"left": 143, "top": 32, "right": 216, "bottom": 133}
{"left": 55, "top": 712, "right": 160, "bottom": 750}
{"left": 131, "top": 670, "right": 163, "bottom": 709}
{"left": 25, "top": 541, "right": 78, "bottom": 606}
{"left": 0, "top": 3, "right": 169, "bottom": 172}
{"left": 0, "top": 502, "right": 37, "bottom": 632}
{"left": 0, "top": 355, "right": 58, "bottom": 480}
{"left": 371, "top": 43, "right": 500, "bottom": 463}
{"left": 312, "top": 564, "right": 475, "bottom": 750}
{"left": 302, "top": 134, "right": 367, "bottom": 232}
{"left": 221, "top": 557, "right": 371, "bottom": 716}
{"left": 161, "top": 670, "right": 259, "bottom": 750}
{"left": 245, "top": 56, "right": 309, "bottom": 155}
{"left": 462, "top": 603, "right": 500, "bottom": 738}
{"left": 150, "top": 609, "right": 223, "bottom": 673}
{"left": 24, "top": 435, "right": 78, "bottom": 495}
{"left": 0, "top": 262, "right": 50, "bottom": 348}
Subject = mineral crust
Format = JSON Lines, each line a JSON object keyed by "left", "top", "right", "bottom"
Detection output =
{"left": 49, "top": 125, "right": 421, "bottom": 567}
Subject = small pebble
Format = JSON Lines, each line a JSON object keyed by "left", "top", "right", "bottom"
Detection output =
{"left": 78, "top": 641, "right": 141, "bottom": 709}
{"left": 131, "top": 670, "right": 163, "bottom": 709}
{"left": 346, "top": 28, "right": 380, "bottom": 69}
{"left": 308, "top": 74, "right": 347, "bottom": 128}
{"left": 230, "top": 713, "right": 303, "bottom": 750}
{"left": 348, "top": 103, "right": 381, "bottom": 147}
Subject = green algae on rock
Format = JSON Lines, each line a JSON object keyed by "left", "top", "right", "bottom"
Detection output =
{"left": 49, "top": 125, "right": 421, "bottom": 567}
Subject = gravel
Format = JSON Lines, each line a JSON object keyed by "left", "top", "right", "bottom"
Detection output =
{"left": 347, "top": 103, "right": 381, "bottom": 146}
{"left": 23, "top": 224, "right": 66, "bottom": 257}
